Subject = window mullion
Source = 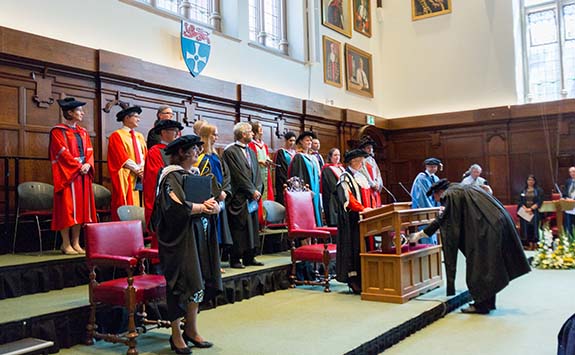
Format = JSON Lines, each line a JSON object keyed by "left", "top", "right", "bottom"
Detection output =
{"left": 278, "top": 0, "right": 289, "bottom": 54}
{"left": 210, "top": 0, "right": 222, "bottom": 32}
{"left": 558, "top": 0, "right": 568, "bottom": 96}
{"left": 257, "top": 0, "right": 267, "bottom": 46}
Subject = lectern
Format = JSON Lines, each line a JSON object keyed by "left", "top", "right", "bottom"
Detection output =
{"left": 359, "top": 203, "right": 443, "bottom": 303}
{"left": 540, "top": 199, "right": 575, "bottom": 234}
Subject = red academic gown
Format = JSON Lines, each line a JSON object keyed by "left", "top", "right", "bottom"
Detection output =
{"left": 143, "top": 143, "right": 167, "bottom": 234}
{"left": 49, "top": 123, "right": 97, "bottom": 230}
{"left": 248, "top": 139, "right": 274, "bottom": 225}
{"left": 107, "top": 128, "right": 147, "bottom": 220}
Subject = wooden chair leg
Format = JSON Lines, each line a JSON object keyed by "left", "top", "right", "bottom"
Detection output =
{"left": 86, "top": 301, "right": 96, "bottom": 345}
{"left": 323, "top": 244, "right": 331, "bottom": 293}
{"left": 289, "top": 241, "right": 297, "bottom": 288}
{"left": 12, "top": 214, "right": 19, "bottom": 254}
{"left": 36, "top": 216, "right": 43, "bottom": 255}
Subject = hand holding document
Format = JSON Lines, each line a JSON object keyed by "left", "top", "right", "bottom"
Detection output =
{"left": 517, "top": 206, "right": 534, "bottom": 222}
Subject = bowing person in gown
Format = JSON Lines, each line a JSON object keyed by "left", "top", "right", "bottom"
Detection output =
{"left": 50, "top": 97, "right": 97, "bottom": 255}
{"left": 152, "top": 135, "right": 222, "bottom": 354}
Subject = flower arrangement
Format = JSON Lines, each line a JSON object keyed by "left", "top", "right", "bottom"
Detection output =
{"left": 532, "top": 225, "right": 575, "bottom": 269}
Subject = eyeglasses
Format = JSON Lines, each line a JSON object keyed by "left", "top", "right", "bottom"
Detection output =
{"left": 160, "top": 111, "right": 174, "bottom": 116}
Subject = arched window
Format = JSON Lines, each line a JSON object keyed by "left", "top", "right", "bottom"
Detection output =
{"left": 521, "top": 0, "right": 575, "bottom": 102}
{"left": 249, "top": 0, "right": 289, "bottom": 55}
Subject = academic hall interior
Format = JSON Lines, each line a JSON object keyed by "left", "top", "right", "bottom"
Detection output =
{"left": 0, "top": 1, "right": 574, "bottom": 354}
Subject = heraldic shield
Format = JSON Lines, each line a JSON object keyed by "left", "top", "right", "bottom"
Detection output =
{"left": 181, "top": 20, "right": 211, "bottom": 77}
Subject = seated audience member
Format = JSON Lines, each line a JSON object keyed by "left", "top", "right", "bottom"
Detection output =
{"left": 410, "top": 179, "right": 530, "bottom": 314}
{"left": 107, "top": 105, "right": 147, "bottom": 220}
{"left": 335, "top": 149, "right": 376, "bottom": 294}
{"left": 321, "top": 148, "right": 345, "bottom": 227}
{"left": 461, "top": 163, "right": 493, "bottom": 194}
{"left": 50, "top": 97, "right": 97, "bottom": 255}
{"left": 517, "top": 174, "right": 544, "bottom": 250}
{"left": 274, "top": 131, "right": 297, "bottom": 206}
{"left": 146, "top": 105, "right": 175, "bottom": 148}
{"left": 288, "top": 131, "right": 323, "bottom": 226}
{"left": 151, "top": 135, "right": 221, "bottom": 353}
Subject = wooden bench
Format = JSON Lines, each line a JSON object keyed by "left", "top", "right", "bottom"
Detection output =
{"left": 0, "top": 338, "right": 53, "bottom": 355}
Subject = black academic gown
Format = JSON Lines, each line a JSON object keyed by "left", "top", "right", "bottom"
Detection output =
{"left": 334, "top": 169, "right": 364, "bottom": 289}
{"left": 424, "top": 183, "right": 531, "bottom": 303}
{"left": 321, "top": 164, "right": 344, "bottom": 227}
{"left": 152, "top": 169, "right": 222, "bottom": 321}
{"left": 222, "top": 143, "right": 263, "bottom": 256}
{"left": 146, "top": 118, "right": 161, "bottom": 149}
{"left": 274, "top": 148, "right": 293, "bottom": 206}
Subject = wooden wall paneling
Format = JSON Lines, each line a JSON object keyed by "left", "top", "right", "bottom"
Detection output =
{"left": 0, "top": 84, "right": 19, "bottom": 125}
{"left": 239, "top": 85, "right": 302, "bottom": 115}
{"left": 486, "top": 134, "right": 509, "bottom": 201}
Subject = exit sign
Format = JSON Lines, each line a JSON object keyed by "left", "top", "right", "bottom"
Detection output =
{"left": 366, "top": 115, "right": 375, "bottom": 125}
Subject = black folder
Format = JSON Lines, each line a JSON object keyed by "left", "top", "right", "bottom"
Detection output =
{"left": 183, "top": 174, "right": 212, "bottom": 203}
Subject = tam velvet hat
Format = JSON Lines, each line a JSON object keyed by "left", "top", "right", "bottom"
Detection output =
{"left": 57, "top": 97, "right": 86, "bottom": 111}
{"left": 424, "top": 157, "right": 442, "bottom": 166}
{"left": 116, "top": 106, "right": 142, "bottom": 122}
{"left": 164, "top": 135, "right": 204, "bottom": 155}
{"left": 344, "top": 149, "right": 369, "bottom": 163}
{"left": 358, "top": 135, "right": 376, "bottom": 149}
{"left": 153, "top": 119, "right": 184, "bottom": 134}
{"left": 426, "top": 178, "right": 451, "bottom": 197}
{"left": 296, "top": 131, "right": 317, "bottom": 144}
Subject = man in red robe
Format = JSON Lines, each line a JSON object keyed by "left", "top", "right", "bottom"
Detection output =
{"left": 107, "top": 106, "right": 147, "bottom": 220}
{"left": 50, "top": 97, "right": 97, "bottom": 255}
{"left": 143, "top": 119, "right": 183, "bottom": 231}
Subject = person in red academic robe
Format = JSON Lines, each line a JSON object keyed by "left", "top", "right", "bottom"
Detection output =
{"left": 248, "top": 121, "right": 274, "bottom": 226}
{"left": 107, "top": 106, "right": 147, "bottom": 220}
{"left": 49, "top": 97, "right": 97, "bottom": 255}
{"left": 143, "top": 119, "right": 183, "bottom": 233}
{"left": 358, "top": 135, "right": 383, "bottom": 207}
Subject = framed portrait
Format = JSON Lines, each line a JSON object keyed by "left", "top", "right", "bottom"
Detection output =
{"left": 345, "top": 43, "right": 373, "bottom": 97}
{"left": 322, "top": 36, "right": 343, "bottom": 88}
{"left": 345, "top": 44, "right": 373, "bottom": 98}
{"left": 321, "top": 0, "right": 352, "bottom": 38}
{"left": 412, "top": 0, "right": 452, "bottom": 21}
{"left": 353, "top": 0, "right": 371, "bottom": 37}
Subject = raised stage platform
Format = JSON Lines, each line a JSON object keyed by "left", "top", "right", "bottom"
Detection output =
{"left": 0, "top": 249, "right": 473, "bottom": 354}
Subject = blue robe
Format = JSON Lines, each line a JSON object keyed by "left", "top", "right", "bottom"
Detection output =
{"left": 289, "top": 153, "right": 323, "bottom": 226}
{"left": 410, "top": 171, "right": 440, "bottom": 243}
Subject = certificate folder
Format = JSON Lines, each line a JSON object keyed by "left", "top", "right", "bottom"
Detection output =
{"left": 183, "top": 175, "right": 212, "bottom": 203}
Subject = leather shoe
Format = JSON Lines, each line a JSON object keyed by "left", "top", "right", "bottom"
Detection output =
{"left": 183, "top": 332, "right": 213, "bottom": 348}
{"left": 230, "top": 262, "right": 245, "bottom": 269}
{"left": 244, "top": 259, "right": 264, "bottom": 266}
{"left": 169, "top": 336, "right": 192, "bottom": 354}
{"left": 460, "top": 304, "right": 490, "bottom": 314}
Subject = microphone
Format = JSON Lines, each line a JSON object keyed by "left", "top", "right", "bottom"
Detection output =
{"left": 398, "top": 182, "right": 413, "bottom": 200}
{"left": 381, "top": 184, "right": 397, "bottom": 203}
{"left": 555, "top": 183, "right": 562, "bottom": 196}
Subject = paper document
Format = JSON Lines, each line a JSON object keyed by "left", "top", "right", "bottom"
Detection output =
{"left": 517, "top": 206, "right": 534, "bottom": 223}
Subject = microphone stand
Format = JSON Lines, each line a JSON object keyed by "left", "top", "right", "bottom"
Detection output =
{"left": 381, "top": 184, "right": 397, "bottom": 203}
{"left": 398, "top": 182, "right": 413, "bottom": 200}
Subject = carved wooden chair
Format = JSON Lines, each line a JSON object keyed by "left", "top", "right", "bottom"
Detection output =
{"left": 85, "top": 220, "right": 170, "bottom": 355}
{"left": 283, "top": 177, "right": 337, "bottom": 292}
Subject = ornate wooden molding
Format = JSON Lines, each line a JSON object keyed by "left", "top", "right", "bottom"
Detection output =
{"left": 430, "top": 132, "right": 441, "bottom": 148}
{"left": 31, "top": 69, "right": 54, "bottom": 108}
{"left": 102, "top": 91, "right": 129, "bottom": 113}
{"left": 274, "top": 114, "right": 286, "bottom": 138}
{"left": 182, "top": 98, "right": 197, "bottom": 128}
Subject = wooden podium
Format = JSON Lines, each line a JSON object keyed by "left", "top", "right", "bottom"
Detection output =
{"left": 358, "top": 203, "right": 443, "bottom": 304}
{"left": 540, "top": 199, "right": 575, "bottom": 234}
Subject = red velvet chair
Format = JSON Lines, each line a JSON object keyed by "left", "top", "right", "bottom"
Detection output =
{"left": 283, "top": 177, "right": 337, "bottom": 292}
{"left": 85, "top": 220, "right": 170, "bottom": 355}
{"left": 504, "top": 205, "right": 520, "bottom": 231}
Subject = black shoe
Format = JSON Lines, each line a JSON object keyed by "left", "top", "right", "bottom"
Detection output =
{"left": 169, "top": 336, "right": 192, "bottom": 354}
{"left": 230, "top": 262, "right": 245, "bottom": 269}
{"left": 461, "top": 304, "right": 490, "bottom": 314}
{"left": 244, "top": 259, "right": 264, "bottom": 266}
{"left": 183, "top": 332, "right": 214, "bottom": 348}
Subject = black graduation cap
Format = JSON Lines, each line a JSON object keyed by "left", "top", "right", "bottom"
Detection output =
{"left": 424, "top": 157, "right": 442, "bottom": 166}
{"left": 358, "top": 135, "right": 376, "bottom": 149}
{"left": 296, "top": 131, "right": 317, "bottom": 144}
{"left": 116, "top": 106, "right": 142, "bottom": 122}
{"left": 57, "top": 97, "right": 86, "bottom": 111}
{"left": 153, "top": 119, "right": 184, "bottom": 134}
{"left": 164, "top": 135, "right": 204, "bottom": 155}
{"left": 426, "top": 178, "right": 451, "bottom": 197}
{"left": 344, "top": 149, "right": 369, "bottom": 163}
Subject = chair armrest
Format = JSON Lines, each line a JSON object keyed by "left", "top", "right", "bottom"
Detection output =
{"left": 137, "top": 248, "right": 159, "bottom": 259}
{"left": 288, "top": 229, "right": 331, "bottom": 240}
{"left": 316, "top": 226, "right": 337, "bottom": 236}
{"left": 88, "top": 254, "right": 138, "bottom": 268}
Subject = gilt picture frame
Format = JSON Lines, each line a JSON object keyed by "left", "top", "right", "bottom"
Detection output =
{"left": 353, "top": 0, "right": 371, "bottom": 37}
{"left": 321, "top": 0, "right": 352, "bottom": 38}
{"left": 412, "top": 0, "right": 452, "bottom": 21}
{"left": 323, "top": 36, "right": 343, "bottom": 88}
{"left": 345, "top": 44, "right": 373, "bottom": 98}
